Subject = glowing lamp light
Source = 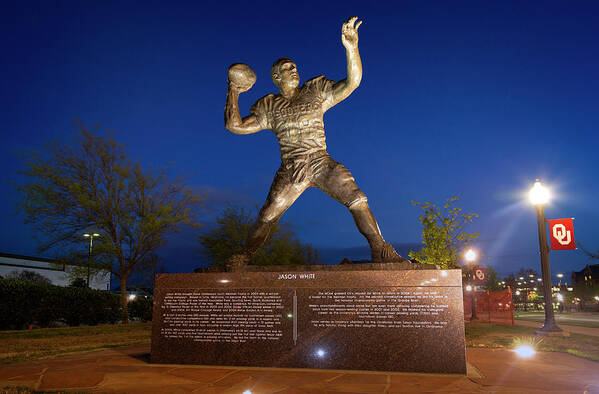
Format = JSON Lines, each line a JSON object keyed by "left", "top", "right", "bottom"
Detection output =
{"left": 465, "top": 285, "right": 472, "bottom": 292}
{"left": 242, "top": 391, "right": 252, "bottom": 394}
{"left": 464, "top": 249, "right": 476, "bottom": 262}
{"left": 218, "top": 279, "right": 230, "bottom": 283}
{"left": 287, "top": 313, "right": 293, "bottom": 318}
{"left": 515, "top": 291, "right": 521, "bottom": 295}
{"left": 316, "top": 348, "right": 326, "bottom": 358}
{"left": 128, "top": 294, "right": 136, "bottom": 301}
{"left": 529, "top": 180, "right": 550, "bottom": 205}
{"left": 557, "top": 294, "right": 563, "bottom": 301}
{"left": 514, "top": 345, "right": 536, "bottom": 358}
{"left": 594, "top": 296, "right": 599, "bottom": 301}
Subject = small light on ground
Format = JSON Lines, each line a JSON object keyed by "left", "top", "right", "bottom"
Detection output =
{"left": 514, "top": 345, "right": 535, "bottom": 358}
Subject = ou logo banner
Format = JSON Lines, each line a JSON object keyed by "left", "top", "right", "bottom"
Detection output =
{"left": 474, "top": 267, "right": 486, "bottom": 282}
{"left": 548, "top": 218, "right": 576, "bottom": 250}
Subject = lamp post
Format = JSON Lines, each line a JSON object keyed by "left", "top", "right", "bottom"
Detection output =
{"left": 465, "top": 249, "right": 478, "bottom": 321}
{"left": 529, "top": 179, "right": 561, "bottom": 334}
{"left": 83, "top": 233, "right": 100, "bottom": 287}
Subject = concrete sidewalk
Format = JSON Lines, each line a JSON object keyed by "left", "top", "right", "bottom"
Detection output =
{"left": 1, "top": 345, "right": 599, "bottom": 393}
{"left": 515, "top": 319, "right": 599, "bottom": 337}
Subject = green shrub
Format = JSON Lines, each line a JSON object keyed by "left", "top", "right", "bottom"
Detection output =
{"left": 0, "top": 278, "right": 121, "bottom": 329}
{"left": 128, "top": 296, "right": 153, "bottom": 322}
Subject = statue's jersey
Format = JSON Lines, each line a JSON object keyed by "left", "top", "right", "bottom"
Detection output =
{"left": 251, "top": 76, "right": 335, "bottom": 161}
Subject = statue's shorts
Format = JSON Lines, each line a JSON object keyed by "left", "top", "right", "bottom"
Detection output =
{"left": 258, "top": 150, "right": 368, "bottom": 222}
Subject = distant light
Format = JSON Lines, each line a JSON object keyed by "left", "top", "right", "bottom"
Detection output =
{"left": 242, "top": 391, "right": 252, "bottom": 394}
{"left": 533, "top": 288, "right": 537, "bottom": 291}
{"left": 316, "top": 348, "right": 326, "bottom": 358}
{"left": 93, "top": 233, "right": 100, "bottom": 236}
{"left": 441, "top": 271, "right": 448, "bottom": 277}
{"left": 567, "top": 288, "right": 573, "bottom": 291}
{"left": 557, "top": 294, "right": 563, "bottom": 301}
{"left": 465, "top": 285, "right": 472, "bottom": 292}
{"left": 537, "top": 278, "right": 542, "bottom": 282}
{"left": 465, "top": 249, "right": 476, "bottom": 262}
{"left": 287, "top": 313, "right": 293, "bottom": 318}
{"left": 218, "top": 279, "right": 230, "bottom": 283}
{"left": 515, "top": 291, "right": 521, "bottom": 295}
{"left": 128, "top": 294, "right": 136, "bottom": 301}
{"left": 518, "top": 282, "right": 522, "bottom": 285}
{"left": 514, "top": 345, "right": 535, "bottom": 358}
{"left": 519, "top": 277, "right": 524, "bottom": 280}
{"left": 529, "top": 274, "right": 534, "bottom": 278}
{"left": 594, "top": 296, "right": 599, "bottom": 301}
{"left": 557, "top": 273, "right": 564, "bottom": 278}
{"left": 529, "top": 180, "right": 550, "bottom": 205}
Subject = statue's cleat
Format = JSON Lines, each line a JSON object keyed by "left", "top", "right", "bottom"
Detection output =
{"left": 372, "top": 241, "right": 410, "bottom": 264}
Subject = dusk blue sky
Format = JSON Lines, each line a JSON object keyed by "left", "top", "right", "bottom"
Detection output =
{"left": 2, "top": 1, "right": 598, "bottom": 281}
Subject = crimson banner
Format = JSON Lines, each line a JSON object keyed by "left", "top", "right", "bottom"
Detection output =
{"left": 474, "top": 267, "right": 486, "bottom": 282}
{"left": 548, "top": 218, "right": 576, "bottom": 250}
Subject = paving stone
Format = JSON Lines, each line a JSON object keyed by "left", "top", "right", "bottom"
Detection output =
{"left": 39, "top": 370, "right": 105, "bottom": 390}
{"left": 0, "top": 365, "right": 45, "bottom": 380}
{"left": 166, "top": 367, "right": 236, "bottom": 383}
{"left": 95, "top": 371, "right": 202, "bottom": 392}
{"left": 328, "top": 373, "right": 388, "bottom": 384}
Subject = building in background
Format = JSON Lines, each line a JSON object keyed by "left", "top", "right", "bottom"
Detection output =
{"left": 0, "top": 252, "right": 110, "bottom": 290}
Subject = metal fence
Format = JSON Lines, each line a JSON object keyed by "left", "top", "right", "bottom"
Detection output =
{"left": 464, "top": 287, "right": 514, "bottom": 325}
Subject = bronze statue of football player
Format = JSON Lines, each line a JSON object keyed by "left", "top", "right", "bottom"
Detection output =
{"left": 224, "top": 17, "right": 407, "bottom": 269}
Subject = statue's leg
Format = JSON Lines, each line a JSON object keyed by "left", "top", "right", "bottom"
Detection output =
{"left": 226, "top": 164, "right": 307, "bottom": 271}
{"left": 315, "top": 156, "right": 406, "bottom": 263}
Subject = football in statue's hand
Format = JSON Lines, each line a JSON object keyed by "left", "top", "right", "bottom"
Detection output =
{"left": 228, "top": 63, "right": 256, "bottom": 92}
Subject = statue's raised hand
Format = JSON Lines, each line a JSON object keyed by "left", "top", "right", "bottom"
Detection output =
{"left": 341, "top": 16, "right": 362, "bottom": 50}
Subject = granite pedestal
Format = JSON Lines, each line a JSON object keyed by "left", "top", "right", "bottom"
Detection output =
{"left": 151, "top": 265, "right": 466, "bottom": 374}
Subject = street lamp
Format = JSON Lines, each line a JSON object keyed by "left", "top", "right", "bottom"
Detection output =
{"left": 465, "top": 249, "right": 478, "bottom": 321}
{"left": 556, "top": 273, "right": 564, "bottom": 288}
{"left": 83, "top": 232, "right": 100, "bottom": 287}
{"left": 529, "top": 179, "right": 562, "bottom": 334}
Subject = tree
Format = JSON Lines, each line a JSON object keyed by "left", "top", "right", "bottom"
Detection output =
{"left": 17, "top": 125, "right": 202, "bottom": 323}
{"left": 199, "top": 205, "right": 320, "bottom": 268}
{"left": 409, "top": 196, "right": 479, "bottom": 269}
{"left": 483, "top": 266, "right": 502, "bottom": 291}
{"left": 7, "top": 270, "right": 51, "bottom": 284}
{"left": 69, "top": 277, "right": 88, "bottom": 288}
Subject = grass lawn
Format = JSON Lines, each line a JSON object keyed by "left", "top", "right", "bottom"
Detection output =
{"left": 466, "top": 321, "right": 599, "bottom": 361}
{"left": 515, "top": 312, "right": 599, "bottom": 328}
{"left": 0, "top": 323, "right": 151, "bottom": 365}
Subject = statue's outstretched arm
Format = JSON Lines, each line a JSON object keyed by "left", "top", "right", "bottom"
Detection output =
{"left": 331, "top": 16, "right": 363, "bottom": 105}
{"left": 225, "top": 83, "right": 262, "bottom": 135}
